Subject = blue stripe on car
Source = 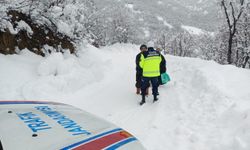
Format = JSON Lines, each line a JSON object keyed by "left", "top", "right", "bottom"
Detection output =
{"left": 105, "top": 137, "right": 137, "bottom": 150}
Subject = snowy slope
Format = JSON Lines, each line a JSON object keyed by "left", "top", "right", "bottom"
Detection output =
{"left": 1, "top": 44, "right": 250, "bottom": 150}
{"left": 181, "top": 25, "right": 206, "bottom": 35}
{"left": 94, "top": 0, "right": 219, "bottom": 31}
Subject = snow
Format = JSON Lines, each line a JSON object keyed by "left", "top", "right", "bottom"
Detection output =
{"left": 156, "top": 16, "right": 173, "bottom": 29}
{"left": 203, "top": 10, "right": 209, "bottom": 15}
{"left": 182, "top": 25, "right": 205, "bottom": 35}
{"left": 125, "top": 3, "right": 141, "bottom": 14}
{"left": 2, "top": 18, "right": 34, "bottom": 36}
{"left": 143, "top": 28, "right": 150, "bottom": 37}
{"left": 139, "top": 18, "right": 144, "bottom": 21}
{"left": 157, "top": 1, "right": 163, "bottom": 5}
{"left": 125, "top": 4, "right": 134, "bottom": 9}
{"left": 1, "top": 44, "right": 250, "bottom": 150}
{"left": 156, "top": 16, "right": 164, "bottom": 21}
{"left": 163, "top": 21, "right": 173, "bottom": 29}
{"left": 6, "top": 21, "right": 18, "bottom": 35}
{"left": 0, "top": 1, "right": 91, "bottom": 40}
{"left": 198, "top": 0, "right": 204, "bottom": 3}
{"left": 17, "top": 20, "right": 33, "bottom": 35}
{"left": 57, "top": 20, "right": 72, "bottom": 37}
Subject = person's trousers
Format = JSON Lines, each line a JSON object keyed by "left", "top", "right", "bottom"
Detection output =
{"left": 141, "top": 77, "right": 159, "bottom": 97}
{"left": 135, "top": 73, "right": 142, "bottom": 88}
{"left": 158, "top": 76, "right": 162, "bottom": 85}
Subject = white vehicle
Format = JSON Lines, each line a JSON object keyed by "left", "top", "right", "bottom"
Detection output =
{"left": 0, "top": 101, "right": 145, "bottom": 150}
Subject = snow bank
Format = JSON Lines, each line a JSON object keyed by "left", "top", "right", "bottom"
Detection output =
{"left": 1, "top": 44, "right": 250, "bottom": 150}
{"left": 38, "top": 53, "right": 64, "bottom": 76}
{"left": 0, "top": 45, "right": 108, "bottom": 100}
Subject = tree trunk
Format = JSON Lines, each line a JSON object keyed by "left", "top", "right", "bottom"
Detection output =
{"left": 243, "top": 56, "right": 250, "bottom": 68}
{"left": 227, "top": 34, "right": 233, "bottom": 64}
{"left": 179, "top": 40, "right": 183, "bottom": 56}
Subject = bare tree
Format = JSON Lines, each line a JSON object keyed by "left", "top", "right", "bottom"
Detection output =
{"left": 240, "top": 2, "right": 250, "bottom": 68}
{"left": 166, "top": 30, "right": 195, "bottom": 57}
{"left": 156, "top": 33, "right": 168, "bottom": 54}
{"left": 220, "top": 0, "right": 245, "bottom": 64}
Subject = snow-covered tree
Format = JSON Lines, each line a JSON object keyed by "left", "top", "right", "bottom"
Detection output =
{"left": 167, "top": 30, "right": 195, "bottom": 57}
{"left": 154, "top": 28, "right": 172, "bottom": 54}
{"left": 220, "top": 0, "right": 246, "bottom": 64}
{"left": 235, "top": 2, "right": 250, "bottom": 68}
{"left": 196, "top": 33, "right": 219, "bottom": 61}
{"left": 101, "top": 3, "right": 142, "bottom": 45}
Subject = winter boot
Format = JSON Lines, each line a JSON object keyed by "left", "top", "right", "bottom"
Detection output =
{"left": 140, "top": 95, "right": 146, "bottom": 105}
{"left": 153, "top": 95, "right": 158, "bottom": 103}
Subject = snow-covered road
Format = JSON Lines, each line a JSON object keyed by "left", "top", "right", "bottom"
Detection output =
{"left": 1, "top": 44, "right": 250, "bottom": 150}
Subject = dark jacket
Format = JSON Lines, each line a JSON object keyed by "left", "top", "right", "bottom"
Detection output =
{"left": 160, "top": 54, "right": 166, "bottom": 74}
{"left": 136, "top": 52, "right": 143, "bottom": 75}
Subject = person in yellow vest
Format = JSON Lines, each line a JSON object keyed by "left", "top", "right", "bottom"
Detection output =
{"left": 139, "top": 42, "right": 162, "bottom": 105}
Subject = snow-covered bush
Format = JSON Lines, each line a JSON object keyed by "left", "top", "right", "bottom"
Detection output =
{"left": 0, "top": 0, "right": 144, "bottom": 55}
{"left": 0, "top": 0, "right": 99, "bottom": 55}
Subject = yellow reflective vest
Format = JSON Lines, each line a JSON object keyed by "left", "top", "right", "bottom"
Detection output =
{"left": 139, "top": 49, "right": 162, "bottom": 77}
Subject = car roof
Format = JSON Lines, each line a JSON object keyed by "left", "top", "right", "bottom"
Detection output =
{"left": 0, "top": 101, "right": 145, "bottom": 150}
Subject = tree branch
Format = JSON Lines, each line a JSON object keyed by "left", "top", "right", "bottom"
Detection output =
{"left": 230, "top": 0, "right": 244, "bottom": 35}
{"left": 221, "top": 0, "right": 232, "bottom": 32}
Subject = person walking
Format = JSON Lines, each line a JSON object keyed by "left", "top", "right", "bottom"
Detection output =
{"left": 156, "top": 48, "right": 166, "bottom": 85}
{"left": 139, "top": 42, "right": 162, "bottom": 105}
{"left": 135, "top": 44, "right": 148, "bottom": 94}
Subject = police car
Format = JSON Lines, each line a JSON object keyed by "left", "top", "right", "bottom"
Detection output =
{"left": 0, "top": 101, "right": 145, "bottom": 150}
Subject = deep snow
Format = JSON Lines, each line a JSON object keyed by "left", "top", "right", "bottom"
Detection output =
{"left": 1, "top": 44, "right": 250, "bottom": 150}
